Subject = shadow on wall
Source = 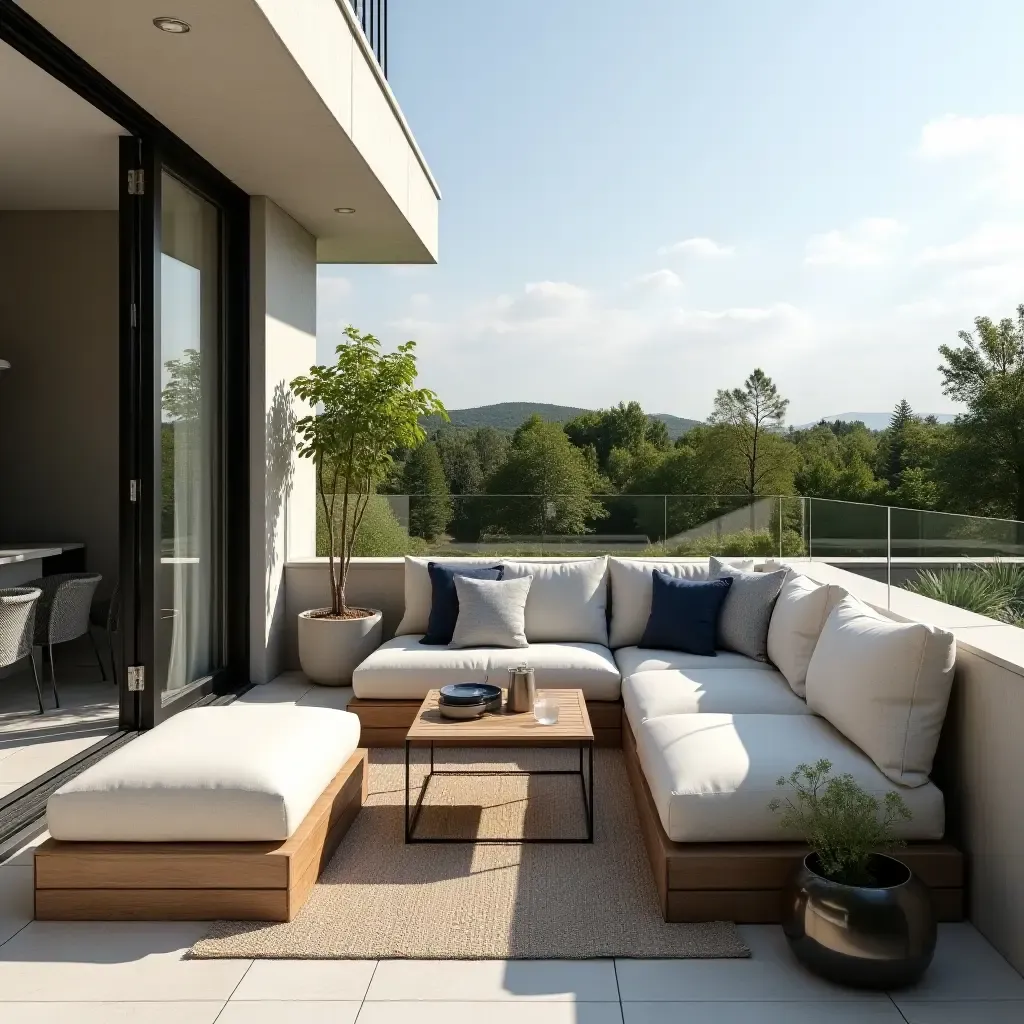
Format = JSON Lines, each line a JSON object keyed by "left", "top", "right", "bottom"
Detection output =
{"left": 265, "top": 379, "right": 296, "bottom": 629}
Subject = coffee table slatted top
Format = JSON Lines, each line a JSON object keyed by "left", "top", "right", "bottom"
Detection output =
{"left": 407, "top": 689, "right": 594, "bottom": 743}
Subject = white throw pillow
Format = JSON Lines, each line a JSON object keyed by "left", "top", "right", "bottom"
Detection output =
{"left": 767, "top": 574, "right": 835, "bottom": 696}
{"left": 502, "top": 556, "right": 608, "bottom": 644}
{"left": 805, "top": 596, "right": 956, "bottom": 787}
{"left": 708, "top": 555, "right": 758, "bottom": 577}
{"left": 396, "top": 556, "right": 504, "bottom": 636}
{"left": 608, "top": 558, "right": 711, "bottom": 649}
{"left": 449, "top": 575, "right": 532, "bottom": 649}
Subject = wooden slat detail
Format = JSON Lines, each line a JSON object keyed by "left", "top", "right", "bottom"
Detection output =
{"left": 35, "top": 887, "right": 288, "bottom": 922}
{"left": 408, "top": 689, "right": 593, "bottom": 742}
{"left": 585, "top": 702, "right": 622, "bottom": 729}
{"left": 348, "top": 699, "right": 421, "bottom": 729}
{"left": 622, "top": 712, "right": 668, "bottom": 910}
{"left": 358, "top": 726, "right": 411, "bottom": 747}
{"left": 594, "top": 727, "right": 620, "bottom": 748}
{"left": 666, "top": 888, "right": 964, "bottom": 924}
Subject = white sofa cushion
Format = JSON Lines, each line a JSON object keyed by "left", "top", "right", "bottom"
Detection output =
{"left": 634, "top": 712, "right": 945, "bottom": 842}
{"left": 766, "top": 574, "right": 836, "bottom": 697}
{"left": 46, "top": 705, "right": 361, "bottom": 842}
{"left": 396, "top": 556, "right": 507, "bottom": 636}
{"left": 806, "top": 595, "right": 956, "bottom": 787}
{"left": 502, "top": 556, "right": 609, "bottom": 645}
{"left": 622, "top": 668, "right": 813, "bottom": 728}
{"left": 614, "top": 645, "right": 777, "bottom": 678}
{"left": 608, "top": 558, "right": 712, "bottom": 648}
{"left": 353, "top": 634, "right": 622, "bottom": 700}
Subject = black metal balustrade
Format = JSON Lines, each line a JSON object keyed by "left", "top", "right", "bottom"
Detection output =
{"left": 347, "top": 0, "right": 388, "bottom": 76}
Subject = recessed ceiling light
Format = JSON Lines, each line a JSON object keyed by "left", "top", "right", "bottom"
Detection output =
{"left": 334, "top": 207, "right": 356, "bottom": 215}
{"left": 153, "top": 16, "right": 191, "bottom": 34}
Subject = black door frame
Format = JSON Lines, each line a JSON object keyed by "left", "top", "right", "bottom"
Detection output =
{"left": 2, "top": 1, "right": 250, "bottom": 735}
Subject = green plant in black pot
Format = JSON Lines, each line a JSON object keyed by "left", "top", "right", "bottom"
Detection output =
{"left": 770, "top": 759, "right": 936, "bottom": 990}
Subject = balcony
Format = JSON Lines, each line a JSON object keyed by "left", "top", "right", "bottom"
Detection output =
{"left": 346, "top": 0, "right": 388, "bottom": 76}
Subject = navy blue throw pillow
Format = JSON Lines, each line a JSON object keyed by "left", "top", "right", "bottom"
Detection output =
{"left": 421, "top": 562, "right": 504, "bottom": 645}
{"left": 638, "top": 570, "right": 733, "bottom": 656}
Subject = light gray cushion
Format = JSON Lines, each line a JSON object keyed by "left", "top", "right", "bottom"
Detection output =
{"left": 766, "top": 574, "right": 838, "bottom": 697}
{"left": 710, "top": 565, "right": 788, "bottom": 661}
{"left": 634, "top": 712, "right": 945, "bottom": 842}
{"left": 396, "top": 556, "right": 510, "bottom": 636}
{"left": 450, "top": 574, "right": 532, "bottom": 649}
{"left": 806, "top": 595, "right": 956, "bottom": 787}
{"left": 352, "top": 635, "right": 622, "bottom": 699}
{"left": 614, "top": 645, "right": 777, "bottom": 677}
{"left": 708, "top": 555, "right": 757, "bottom": 576}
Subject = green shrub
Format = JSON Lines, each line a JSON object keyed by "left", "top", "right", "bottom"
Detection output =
{"left": 904, "top": 565, "right": 1019, "bottom": 621}
{"left": 316, "top": 495, "right": 426, "bottom": 557}
{"left": 643, "top": 528, "right": 806, "bottom": 558}
{"left": 769, "top": 759, "right": 911, "bottom": 886}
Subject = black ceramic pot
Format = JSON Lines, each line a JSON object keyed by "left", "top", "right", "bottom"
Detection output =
{"left": 783, "top": 852, "right": 936, "bottom": 989}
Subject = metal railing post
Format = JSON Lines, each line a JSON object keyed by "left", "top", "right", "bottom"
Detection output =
{"left": 663, "top": 495, "right": 667, "bottom": 547}
{"left": 778, "top": 496, "right": 783, "bottom": 560}
{"left": 887, "top": 505, "right": 892, "bottom": 610}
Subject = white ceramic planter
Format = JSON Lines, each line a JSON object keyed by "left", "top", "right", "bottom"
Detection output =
{"left": 297, "top": 607, "right": 383, "bottom": 687}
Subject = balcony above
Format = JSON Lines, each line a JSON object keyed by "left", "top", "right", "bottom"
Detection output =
{"left": 18, "top": 0, "right": 439, "bottom": 263}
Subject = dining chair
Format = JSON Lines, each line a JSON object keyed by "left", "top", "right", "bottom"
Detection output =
{"left": 0, "top": 587, "right": 47, "bottom": 713}
{"left": 25, "top": 572, "right": 103, "bottom": 707}
{"left": 89, "top": 582, "right": 120, "bottom": 682}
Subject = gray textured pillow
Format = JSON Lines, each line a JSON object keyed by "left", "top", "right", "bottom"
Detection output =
{"left": 449, "top": 574, "right": 532, "bottom": 649}
{"left": 711, "top": 565, "right": 789, "bottom": 661}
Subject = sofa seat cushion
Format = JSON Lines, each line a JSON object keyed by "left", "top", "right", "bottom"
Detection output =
{"left": 634, "top": 712, "right": 944, "bottom": 843}
{"left": 615, "top": 645, "right": 777, "bottom": 678}
{"left": 622, "top": 668, "right": 813, "bottom": 728}
{"left": 46, "top": 705, "right": 361, "bottom": 842}
{"left": 352, "top": 634, "right": 622, "bottom": 700}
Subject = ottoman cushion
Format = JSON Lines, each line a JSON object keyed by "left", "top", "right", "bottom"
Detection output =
{"left": 47, "top": 705, "right": 361, "bottom": 842}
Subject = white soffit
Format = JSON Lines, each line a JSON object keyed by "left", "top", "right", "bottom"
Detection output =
{"left": 18, "top": 0, "right": 439, "bottom": 263}
{"left": 0, "top": 41, "right": 122, "bottom": 209}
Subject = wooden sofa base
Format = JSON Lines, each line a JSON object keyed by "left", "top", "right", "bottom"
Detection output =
{"left": 622, "top": 716, "right": 965, "bottom": 923}
{"left": 33, "top": 749, "right": 367, "bottom": 923}
{"left": 349, "top": 696, "right": 622, "bottom": 748}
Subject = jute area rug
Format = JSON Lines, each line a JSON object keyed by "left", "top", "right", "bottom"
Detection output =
{"left": 191, "top": 747, "right": 748, "bottom": 960}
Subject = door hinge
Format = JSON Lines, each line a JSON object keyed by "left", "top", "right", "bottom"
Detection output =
{"left": 127, "top": 665, "right": 145, "bottom": 691}
{"left": 129, "top": 479, "right": 139, "bottom": 502}
{"left": 130, "top": 302, "right": 137, "bottom": 328}
{"left": 127, "top": 169, "right": 145, "bottom": 195}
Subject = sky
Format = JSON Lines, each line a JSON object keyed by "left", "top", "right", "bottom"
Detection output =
{"left": 317, "top": 0, "right": 1024, "bottom": 425}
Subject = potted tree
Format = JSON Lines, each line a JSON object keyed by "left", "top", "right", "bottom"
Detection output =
{"left": 291, "top": 326, "right": 445, "bottom": 685}
{"left": 770, "top": 759, "right": 935, "bottom": 989}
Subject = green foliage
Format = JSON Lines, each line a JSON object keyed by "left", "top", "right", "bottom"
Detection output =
{"left": 402, "top": 441, "right": 452, "bottom": 541}
{"left": 939, "top": 305, "right": 1024, "bottom": 519}
{"left": 483, "top": 416, "right": 608, "bottom": 536}
{"left": 564, "top": 401, "right": 671, "bottom": 474}
{"left": 647, "top": 527, "right": 804, "bottom": 558}
{"left": 316, "top": 494, "right": 424, "bottom": 557}
{"left": 769, "top": 759, "right": 912, "bottom": 886}
{"left": 904, "top": 562, "right": 1024, "bottom": 623}
{"left": 291, "top": 326, "right": 445, "bottom": 613}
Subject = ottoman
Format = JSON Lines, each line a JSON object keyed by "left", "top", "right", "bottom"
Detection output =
{"left": 34, "top": 704, "right": 366, "bottom": 921}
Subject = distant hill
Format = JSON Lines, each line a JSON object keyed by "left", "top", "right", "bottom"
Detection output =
{"left": 422, "top": 402, "right": 700, "bottom": 440}
{"left": 797, "top": 412, "right": 957, "bottom": 431}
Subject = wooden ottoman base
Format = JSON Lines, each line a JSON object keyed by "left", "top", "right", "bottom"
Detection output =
{"left": 34, "top": 749, "right": 367, "bottom": 923}
{"left": 622, "top": 717, "right": 965, "bottom": 923}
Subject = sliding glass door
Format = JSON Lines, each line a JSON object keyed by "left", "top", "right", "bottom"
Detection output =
{"left": 120, "top": 139, "right": 248, "bottom": 730}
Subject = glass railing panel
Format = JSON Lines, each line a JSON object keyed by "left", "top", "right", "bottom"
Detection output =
{"left": 806, "top": 497, "right": 889, "bottom": 559}
{"left": 655, "top": 495, "right": 778, "bottom": 557}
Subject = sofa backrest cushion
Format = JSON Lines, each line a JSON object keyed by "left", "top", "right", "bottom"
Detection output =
{"left": 422, "top": 562, "right": 504, "bottom": 645}
{"left": 710, "top": 565, "right": 789, "bottom": 662}
{"left": 609, "top": 558, "right": 710, "bottom": 649}
{"left": 805, "top": 595, "right": 956, "bottom": 787}
{"left": 766, "top": 574, "right": 835, "bottom": 696}
{"left": 397, "top": 556, "right": 510, "bottom": 636}
{"left": 502, "top": 556, "right": 609, "bottom": 645}
{"left": 639, "top": 571, "right": 733, "bottom": 656}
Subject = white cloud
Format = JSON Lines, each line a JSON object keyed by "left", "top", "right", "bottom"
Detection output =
{"left": 318, "top": 274, "right": 352, "bottom": 298}
{"left": 628, "top": 268, "right": 683, "bottom": 292}
{"left": 409, "top": 292, "right": 432, "bottom": 310}
{"left": 917, "top": 221, "right": 1024, "bottom": 265}
{"left": 804, "top": 217, "right": 906, "bottom": 267}
{"left": 918, "top": 114, "right": 1024, "bottom": 201}
{"left": 657, "top": 236, "right": 735, "bottom": 258}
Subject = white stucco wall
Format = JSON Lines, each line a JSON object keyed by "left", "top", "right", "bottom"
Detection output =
{"left": 249, "top": 197, "right": 317, "bottom": 683}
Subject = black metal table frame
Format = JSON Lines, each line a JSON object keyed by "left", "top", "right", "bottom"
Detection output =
{"left": 404, "top": 740, "right": 595, "bottom": 844}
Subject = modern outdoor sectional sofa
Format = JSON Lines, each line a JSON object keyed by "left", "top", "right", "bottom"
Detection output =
{"left": 350, "top": 554, "right": 965, "bottom": 923}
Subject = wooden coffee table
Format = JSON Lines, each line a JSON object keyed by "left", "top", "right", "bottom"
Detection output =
{"left": 404, "top": 688, "right": 594, "bottom": 844}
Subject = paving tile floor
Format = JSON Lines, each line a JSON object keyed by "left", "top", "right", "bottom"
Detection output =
{"left": 1, "top": 675, "right": 1021, "bottom": 1021}
{"left": 0, "top": 847, "right": 1021, "bottom": 1022}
